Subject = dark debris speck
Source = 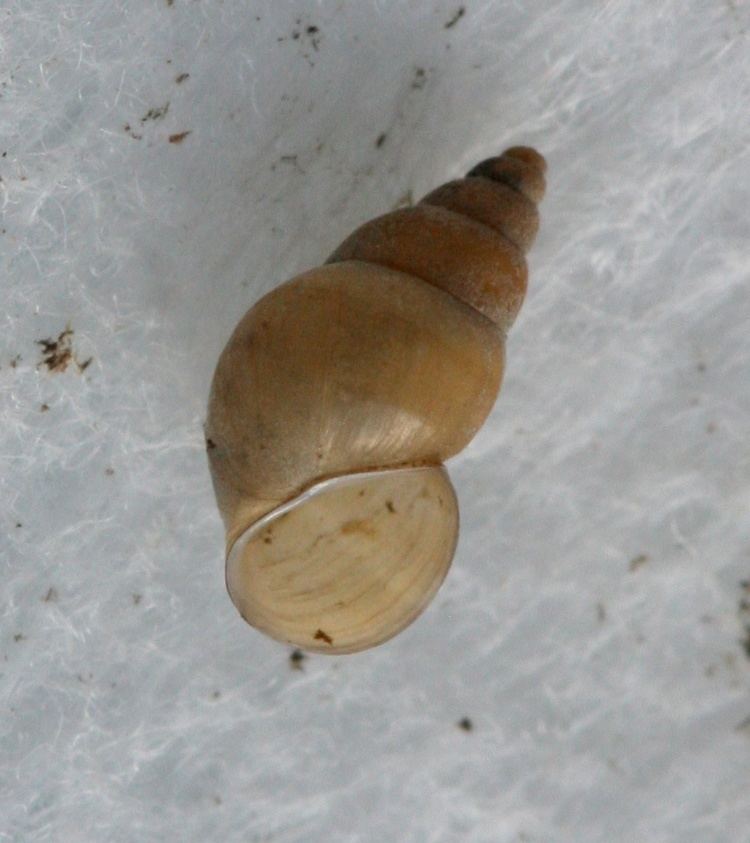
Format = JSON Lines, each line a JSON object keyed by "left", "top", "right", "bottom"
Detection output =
{"left": 444, "top": 7, "right": 466, "bottom": 28}
{"left": 289, "top": 649, "right": 306, "bottom": 670}
{"left": 36, "top": 327, "right": 91, "bottom": 374}
{"left": 629, "top": 553, "right": 649, "bottom": 572}
{"left": 314, "top": 628, "right": 333, "bottom": 645}
{"left": 742, "top": 629, "right": 750, "bottom": 660}
{"left": 739, "top": 582, "right": 750, "bottom": 660}
{"left": 141, "top": 103, "right": 170, "bottom": 123}
{"left": 411, "top": 67, "right": 427, "bottom": 90}
{"left": 457, "top": 716, "right": 473, "bottom": 731}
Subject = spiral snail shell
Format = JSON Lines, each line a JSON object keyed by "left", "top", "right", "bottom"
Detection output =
{"left": 206, "top": 146, "right": 546, "bottom": 654}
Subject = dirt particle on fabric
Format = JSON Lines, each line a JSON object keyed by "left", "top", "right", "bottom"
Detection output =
{"left": 289, "top": 649, "right": 306, "bottom": 670}
{"left": 411, "top": 67, "right": 427, "bottom": 90}
{"left": 141, "top": 103, "right": 170, "bottom": 123}
{"left": 629, "top": 553, "right": 649, "bottom": 572}
{"left": 36, "top": 327, "right": 92, "bottom": 374}
{"left": 444, "top": 7, "right": 466, "bottom": 28}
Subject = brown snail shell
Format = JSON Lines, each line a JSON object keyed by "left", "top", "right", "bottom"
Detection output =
{"left": 206, "top": 146, "right": 546, "bottom": 654}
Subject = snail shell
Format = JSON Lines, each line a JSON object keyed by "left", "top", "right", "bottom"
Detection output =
{"left": 206, "top": 147, "right": 546, "bottom": 654}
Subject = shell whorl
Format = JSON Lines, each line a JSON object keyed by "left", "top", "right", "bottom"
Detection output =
{"left": 328, "top": 146, "right": 546, "bottom": 330}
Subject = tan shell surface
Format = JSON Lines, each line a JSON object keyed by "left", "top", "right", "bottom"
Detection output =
{"left": 226, "top": 466, "right": 458, "bottom": 654}
{"left": 206, "top": 260, "right": 504, "bottom": 549}
{"left": 328, "top": 205, "right": 527, "bottom": 329}
{"left": 421, "top": 176, "right": 540, "bottom": 253}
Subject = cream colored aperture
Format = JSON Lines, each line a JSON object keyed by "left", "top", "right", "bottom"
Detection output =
{"left": 226, "top": 466, "right": 458, "bottom": 654}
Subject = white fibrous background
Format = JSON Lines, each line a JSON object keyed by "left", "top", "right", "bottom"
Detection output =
{"left": 2, "top": 1, "right": 749, "bottom": 841}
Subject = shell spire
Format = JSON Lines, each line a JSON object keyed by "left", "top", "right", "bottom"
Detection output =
{"left": 329, "top": 146, "right": 546, "bottom": 330}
